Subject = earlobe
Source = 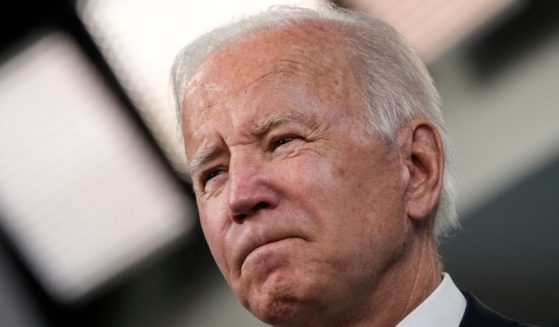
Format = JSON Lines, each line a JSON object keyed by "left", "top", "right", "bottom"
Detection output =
{"left": 400, "top": 120, "right": 444, "bottom": 222}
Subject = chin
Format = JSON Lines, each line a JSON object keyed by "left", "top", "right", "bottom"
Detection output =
{"left": 252, "top": 296, "right": 300, "bottom": 326}
{"left": 250, "top": 292, "right": 313, "bottom": 327}
{"left": 244, "top": 269, "right": 324, "bottom": 326}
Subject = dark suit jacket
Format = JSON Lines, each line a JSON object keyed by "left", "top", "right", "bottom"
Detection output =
{"left": 460, "top": 292, "right": 535, "bottom": 327}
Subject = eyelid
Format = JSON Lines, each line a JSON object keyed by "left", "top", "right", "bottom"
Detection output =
{"left": 197, "top": 166, "right": 227, "bottom": 189}
{"left": 269, "top": 133, "right": 303, "bottom": 151}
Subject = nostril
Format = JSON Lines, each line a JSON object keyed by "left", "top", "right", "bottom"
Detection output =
{"left": 232, "top": 201, "right": 271, "bottom": 223}
{"left": 255, "top": 202, "right": 270, "bottom": 210}
{"left": 235, "top": 213, "right": 248, "bottom": 222}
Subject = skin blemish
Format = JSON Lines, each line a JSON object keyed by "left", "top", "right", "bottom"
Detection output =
{"left": 335, "top": 167, "right": 348, "bottom": 178}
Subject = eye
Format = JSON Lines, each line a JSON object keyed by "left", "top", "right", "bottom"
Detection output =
{"left": 270, "top": 135, "right": 301, "bottom": 151}
{"left": 202, "top": 167, "right": 226, "bottom": 185}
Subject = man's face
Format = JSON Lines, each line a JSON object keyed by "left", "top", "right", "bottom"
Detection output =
{"left": 182, "top": 26, "right": 411, "bottom": 325}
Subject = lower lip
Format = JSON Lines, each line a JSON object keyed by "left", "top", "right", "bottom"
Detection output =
{"left": 241, "top": 238, "right": 299, "bottom": 273}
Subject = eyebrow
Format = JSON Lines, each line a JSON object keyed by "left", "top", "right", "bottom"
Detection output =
{"left": 252, "top": 112, "right": 310, "bottom": 136}
{"left": 189, "top": 111, "right": 311, "bottom": 178}
{"left": 189, "top": 147, "right": 218, "bottom": 178}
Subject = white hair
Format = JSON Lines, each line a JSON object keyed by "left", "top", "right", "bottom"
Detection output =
{"left": 171, "top": 5, "right": 459, "bottom": 240}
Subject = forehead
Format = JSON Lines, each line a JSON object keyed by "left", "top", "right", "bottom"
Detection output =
{"left": 187, "top": 22, "right": 355, "bottom": 105}
{"left": 214, "top": 21, "right": 348, "bottom": 75}
{"left": 181, "top": 21, "right": 360, "bottom": 146}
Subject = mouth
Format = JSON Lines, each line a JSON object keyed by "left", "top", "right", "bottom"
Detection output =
{"left": 238, "top": 236, "right": 302, "bottom": 273}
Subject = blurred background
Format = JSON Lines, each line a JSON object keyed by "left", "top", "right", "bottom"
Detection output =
{"left": 0, "top": 0, "right": 557, "bottom": 326}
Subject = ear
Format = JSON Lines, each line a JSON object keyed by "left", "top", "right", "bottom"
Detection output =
{"left": 399, "top": 120, "right": 444, "bottom": 222}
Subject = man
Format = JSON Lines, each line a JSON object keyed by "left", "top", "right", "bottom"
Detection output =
{"left": 172, "top": 6, "right": 530, "bottom": 327}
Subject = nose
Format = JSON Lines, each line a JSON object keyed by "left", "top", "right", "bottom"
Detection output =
{"left": 227, "top": 156, "right": 279, "bottom": 222}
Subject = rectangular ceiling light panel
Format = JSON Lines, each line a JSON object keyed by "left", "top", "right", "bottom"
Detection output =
{"left": 0, "top": 33, "right": 195, "bottom": 301}
{"left": 77, "top": 0, "right": 324, "bottom": 177}
{"left": 349, "top": 0, "right": 515, "bottom": 63}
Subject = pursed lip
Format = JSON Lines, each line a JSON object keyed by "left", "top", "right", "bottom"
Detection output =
{"left": 234, "top": 229, "right": 305, "bottom": 274}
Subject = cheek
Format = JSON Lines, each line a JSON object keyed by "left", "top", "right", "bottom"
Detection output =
{"left": 281, "top": 147, "right": 334, "bottom": 181}
{"left": 273, "top": 152, "right": 355, "bottom": 228}
{"left": 199, "top": 204, "right": 231, "bottom": 273}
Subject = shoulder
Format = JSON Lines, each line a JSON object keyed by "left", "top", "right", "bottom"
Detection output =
{"left": 460, "top": 292, "right": 536, "bottom": 327}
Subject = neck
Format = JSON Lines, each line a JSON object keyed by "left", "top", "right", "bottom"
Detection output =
{"left": 276, "top": 228, "right": 442, "bottom": 327}
{"left": 345, "top": 231, "right": 442, "bottom": 327}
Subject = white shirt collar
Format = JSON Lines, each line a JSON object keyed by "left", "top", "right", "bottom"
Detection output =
{"left": 396, "top": 273, "right": 466, "bottom": 327}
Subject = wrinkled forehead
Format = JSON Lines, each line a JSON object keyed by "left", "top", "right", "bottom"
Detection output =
{"left": 184, "top": 21, "right": 357, "bottom": 112}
